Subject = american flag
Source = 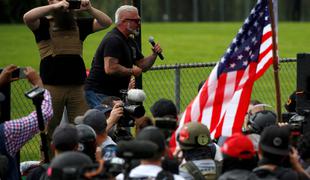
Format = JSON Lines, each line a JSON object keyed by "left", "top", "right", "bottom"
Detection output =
{"left": 174, "top": 0, "right": 275, "bottom": 141}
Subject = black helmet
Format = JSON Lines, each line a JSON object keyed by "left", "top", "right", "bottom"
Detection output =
{"left": 247, "top": 110, "right": 277, "bottom": 134}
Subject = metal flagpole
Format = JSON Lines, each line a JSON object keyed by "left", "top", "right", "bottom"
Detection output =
{"left": 268, "top": 0, "right": 282, "bottom": 122}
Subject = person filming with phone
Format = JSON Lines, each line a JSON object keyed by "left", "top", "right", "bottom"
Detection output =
{"left": 23, "top": 0, "right": 112, "bottom": 159}
{"left": 0, "top": 65, "right": 53, "bottom": 180}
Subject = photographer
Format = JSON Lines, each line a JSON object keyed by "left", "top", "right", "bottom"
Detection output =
{"left": 97, "top": 89, "right": 146, "bottom": 143}
{"left": 93, "top": 96, "right": 132, "bottom": 142}
{"left": 23, "top": 0, "right": 112, "bottom": 158}
{"left": 0, "top": 65, "right": 53, "bottom": 180}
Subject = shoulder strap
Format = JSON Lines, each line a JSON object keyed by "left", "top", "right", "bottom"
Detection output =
{"left": 210, "top": 143, "right": 216, "bottom": 159}
{"left": 182, "top": 161, "right": 205, "bottom": 180}
{"left": 156, "top": 170, "right": 174, "bottom": 180}
{"left": 247, "top": 167, "right": 279, "bottom": 180}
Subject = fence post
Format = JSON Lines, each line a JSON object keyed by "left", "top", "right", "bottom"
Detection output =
{"left": 0, "top": 83, "right": 10, "bottom": 123}
{"left": 132, "top": 0, "right": 143, "bottom": 89}
{"left": 175, "top": 64, "right": 181, "bottom": 112}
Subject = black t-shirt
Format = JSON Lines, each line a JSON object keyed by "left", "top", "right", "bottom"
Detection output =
{"left": 33, "top": 17, "right": 93, "bottom": 85}
{"left": 85, "top": 28, "right": 144, "bottom": 97}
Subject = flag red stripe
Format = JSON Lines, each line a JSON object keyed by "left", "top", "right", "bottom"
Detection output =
{"left": 198, "top": 80, "right": 209, "bottom": 122}
{"left": 258, "top": 44, "right": 273, "bottom": 62}
{"left": 261, "top": 31, "right": 272, "bottom": 43}
{"left": 231, "top": 63, "right": 256, "bottom": 133}
{"left": 183, "top": 100, "right": 194, "bottom": 124}
{"left": 256, "top": 57, "right": 273, "bottom": 79}
{"left": 210, "top": 73, "right": 227, "bottom": 133}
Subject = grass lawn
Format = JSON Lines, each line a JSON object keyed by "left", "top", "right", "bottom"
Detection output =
{"left": 0, "top": 22, "right": 309, "bottom": 161}
{"left": 1, "top": 22, "right": 309, "bottom": 68}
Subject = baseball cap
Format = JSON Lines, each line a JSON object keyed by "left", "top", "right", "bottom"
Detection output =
{"left": 150, "top": 98, "right": 178, "bottom": 118}
{"left": 52, "top": 124, "right": 79, "bottom": 151}
{"left": 259, "top": 125, "right": 291, "bottom": 156}
{"left": 94, "top": 104, "right": 113, "bottom": 114}
{"left": 76, "top": 124, "right": 96, "bottom": 143}
{"left": 136, "top": 126, "right": 166, "bottom": 154}
{"left": 221, "top": 133, "right": 256, "bottom": 159}
{"left": 74, "top": 109, "right": 107, "bottom": 134}
{"left": 177, "top": 122, "right": 211, "bottom": 150}
{"left": 47, "top": 151, "right": 93, "bottom": 179}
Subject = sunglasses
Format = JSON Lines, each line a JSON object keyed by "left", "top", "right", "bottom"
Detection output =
{"left": 124, "top": 18, "right": 141, "bottom": 24}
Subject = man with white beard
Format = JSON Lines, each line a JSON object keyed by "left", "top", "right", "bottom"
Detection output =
{"left": 85, "top": 5, "right": 163, "bottom": 108}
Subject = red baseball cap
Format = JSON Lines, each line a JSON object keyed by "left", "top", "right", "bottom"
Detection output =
{"left": 221, "top": 133, "right": 256, "bottom": 159}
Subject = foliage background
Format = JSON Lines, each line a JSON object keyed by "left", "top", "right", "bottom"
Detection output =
{"left": 0, "top": 0, "right": 309, "bottom": 23}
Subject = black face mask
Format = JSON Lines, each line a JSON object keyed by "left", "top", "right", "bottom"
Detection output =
{"left": 52, "top": 10, "right": 76, "bottom": 31}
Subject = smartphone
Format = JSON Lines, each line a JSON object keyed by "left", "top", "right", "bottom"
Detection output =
{"left": 12, "top": 68, "right": 26, "bottom": 79}
{"left": 68, "top": 0, "right": 81, "bottom": 9}
{"left": 25, "top": 86, "right": 45, "bottom": 99}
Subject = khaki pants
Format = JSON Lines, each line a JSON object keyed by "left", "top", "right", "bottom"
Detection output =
{"left": 45, "top": 84, "right": 89, "bottom": 156}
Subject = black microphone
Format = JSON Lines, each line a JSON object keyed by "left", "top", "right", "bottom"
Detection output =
{"left": 148, "top": 36, "right": 164, "bottom": 60}
{"left": 116, "top": 140, "right": 158, "bottom": 159}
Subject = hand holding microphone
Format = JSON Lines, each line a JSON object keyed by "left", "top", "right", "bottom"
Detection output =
{"left": 148, "top": 36, "right": 164, "bottom": 60}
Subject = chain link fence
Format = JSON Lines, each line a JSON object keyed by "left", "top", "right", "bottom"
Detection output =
{"left": 8, "top": 58, "right": 296, "bottom": 162}
{"left": 143, "top": 58, "right": 296, "bottom": 114}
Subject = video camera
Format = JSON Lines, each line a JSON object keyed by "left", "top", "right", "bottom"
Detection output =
{"left": 118, "top": 89, "right": 146, "bottom": 127}
{"left": 282, "top": 111, "right": 307, "bottom": 147}
{"left": 282, "top": 111, "right": 307, "bottom": 134}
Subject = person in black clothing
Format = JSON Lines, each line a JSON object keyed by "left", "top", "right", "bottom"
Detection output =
{"left": 297, "top": 132, "right": 310, "bottom": 174}
{"left": 255, "top": 125, "right": 310, "bottom": 180}
{"left": 85, "top": 5, "right": 163, "bottom": 108}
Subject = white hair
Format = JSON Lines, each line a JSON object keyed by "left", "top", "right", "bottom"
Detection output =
{"left": 115, "top": 5, "right": 138, "bottom": 25}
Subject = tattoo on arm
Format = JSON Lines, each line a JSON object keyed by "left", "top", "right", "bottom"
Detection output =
{"left": 104, "top": 57, "right": 131, "bottom": 77}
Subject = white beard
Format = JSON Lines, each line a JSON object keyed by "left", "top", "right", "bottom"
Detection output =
{"left": 127, "top": 23, "right": 140, "bottom": 36}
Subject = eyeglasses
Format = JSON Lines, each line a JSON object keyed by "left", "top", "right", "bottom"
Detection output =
{"left": 124, "top": 18, "right": 141, "bottom": 24}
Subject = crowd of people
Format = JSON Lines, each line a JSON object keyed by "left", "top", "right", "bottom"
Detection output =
{"left": 0, "top": 0, "right": 310, "bottom": 180}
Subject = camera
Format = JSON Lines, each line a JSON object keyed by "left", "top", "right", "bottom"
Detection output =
{"left": 11, "top": 67, "right": 26, "bottom": 79}
{"left": 288, "top": 113, "right": 306, "bottom": 133}
{"left": 282, "top": 111, "right": 307, "bottom": 134}
{"left": 67, "top": 0, "right": 81, "bottom": 9}
{"left": 104, "top": 157, "right": 125, "bottom": 177}
{"left": 118, "top": 89, "right": 145, "bottom": 127}
{"left": 25, "top": 86, "right": 45, "bottom": 99}
{"left": 282, "top": 111, "right": 307, "bottom": 147}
